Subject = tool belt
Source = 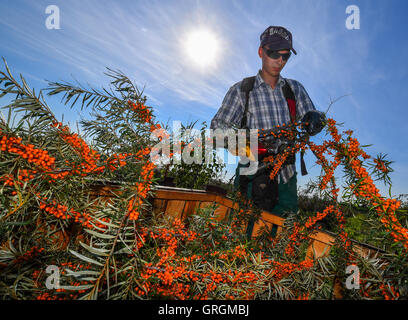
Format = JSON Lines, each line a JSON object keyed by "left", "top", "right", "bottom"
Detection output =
{"left": 237, "top": 166, "right": 278, "bottom": 213}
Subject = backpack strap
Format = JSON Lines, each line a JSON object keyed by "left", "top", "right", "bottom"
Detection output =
{"left": 240, "top": 76, "right": 256, "bottom": 129}
{"left": 282, "top": 79, "right": 308, "bottom": 176}
{"left": 282, "top": 80, "right": 296, "bottom": 123}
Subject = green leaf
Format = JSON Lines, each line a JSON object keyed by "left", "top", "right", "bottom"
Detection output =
{"left": 64, "top": 269, "right": 101, "bottom": 277}
{"left": 84, "top": 228, "right": 115, "bottom": 239}
{"left": 79, "top": 241, "right": 109, "bottom": 256}
{"left": 59, "top": 284, "right": 94, "bottom": 291}
{"left": 4, "top": 220, "right": 34, "bottom": 226}
{"left": 69, "top": 249, "right": 104, "bottom": 267}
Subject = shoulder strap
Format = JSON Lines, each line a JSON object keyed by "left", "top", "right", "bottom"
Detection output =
{"left": 282, "top": 79, "right": 308, "bottom": 176}
{"left": 240, "top": 76, "right": 256, "bottom": 129}
{"left": 281, "top": 79, "right": 296, "bottom": 123}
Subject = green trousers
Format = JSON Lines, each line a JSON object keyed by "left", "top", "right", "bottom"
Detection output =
{"left": 234, "top": 162, "right": 298, "bottom": 238}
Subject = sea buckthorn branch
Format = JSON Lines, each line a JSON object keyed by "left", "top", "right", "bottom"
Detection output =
{"left": 1, "top": 128, "right": 101, "bottom": 188}
{"left": 253, "top": 119, "right": 387, "bottom": 261}
{"left": 127, "top": 100, "right": 153, "bottom": 124}
{"left": 12, "top": 246, "right": 45, "bottom": 265}
{"left": 0, "top": 59, "right": 58, "bottom": 126}
{"left": 306, "top": 144, "right": 351, "bottom": 254}
{"left": 309, "top": 119, "right": 407, "bottom": 300}
{"left": 268, "top": 259, "right": 315, "bottom": 282}
{"left": 0, "top": 132, "right": 56, "bottom": 172}
{"left": 229, "top": 192, "right": 260, "bottom": 234}
{"left": 127, "top": 154, "right": 156, "bottom": 221}
{"left": 2, "top": 116, "right": 155, "bottom": 225}
{"left": 371, "top": 153, "right": 393, "bottom": 185}
{"left": 324, "top": 119, "right": 408, "bottom": 251}
{"left": 1, "top": 127, "right": 121, "bottom": 227}
{"left": 1, "top": 126, "right": 101, "bottom": 187}
{"left": 51, "top": 122, "right": 105, "bottom": 177}
{"left": 379, "top": 282, "right": 400, "bottom": 300}
{"left": 37, "top": 194, "right": 110, "bottom": 230}
{"left": 55, "top": 97, "right": 160, "bottom": 297}
{"left": 255, "top": 124, "right": 342, "bottom": 255}
{"left": 76, "top": 203, "right": 137, "bottom": 300}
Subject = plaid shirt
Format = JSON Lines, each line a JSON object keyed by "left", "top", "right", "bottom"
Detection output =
{"left": 210, "top": 70, "right": 316, "bottom": 183}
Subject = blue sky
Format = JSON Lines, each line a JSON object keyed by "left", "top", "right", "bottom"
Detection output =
{"left": 1, "top": 0, "right": 407, "bottom": 197}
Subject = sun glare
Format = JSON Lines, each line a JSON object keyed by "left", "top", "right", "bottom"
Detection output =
{"left": 184, "top": 29, "right": 219, "bottom": 69}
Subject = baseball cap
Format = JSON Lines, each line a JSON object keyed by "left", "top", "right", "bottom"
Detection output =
{"left": 260, "top": 26, "right": 297, "bottom": 55}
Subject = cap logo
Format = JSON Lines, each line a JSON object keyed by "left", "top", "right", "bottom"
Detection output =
{"left": 268, "top": 27, "right": 290, "bottom": 41}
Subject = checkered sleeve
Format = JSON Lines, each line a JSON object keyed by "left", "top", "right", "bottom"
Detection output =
{"left": 210, "top": 83, "right": 244, "bottom": 130}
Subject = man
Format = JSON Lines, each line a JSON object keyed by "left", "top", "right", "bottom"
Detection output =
{"left": 210, "top": 26, "right": 324, "bottom": 235}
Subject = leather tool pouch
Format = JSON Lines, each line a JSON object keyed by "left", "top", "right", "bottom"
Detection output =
{"left": 251, "top": 171, "right": 279, "bottom": 212}
{"left": 239, "top": 164, "right": 279, "bottom": 213}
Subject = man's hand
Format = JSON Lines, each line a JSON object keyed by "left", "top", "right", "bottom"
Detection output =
{"left": 301, "top": 110, "right": 326, "bottom": 136}
{"left": 228, "top": 144, "right": 256, "bottom": 162}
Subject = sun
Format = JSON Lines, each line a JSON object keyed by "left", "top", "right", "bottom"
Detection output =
{"left": 183, "top": 29, "right": 219, "bottom": 69}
